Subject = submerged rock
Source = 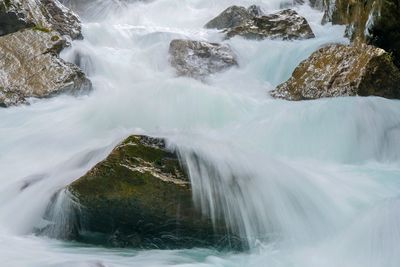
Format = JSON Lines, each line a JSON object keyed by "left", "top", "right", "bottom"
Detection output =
{"left": 226, "top": 9, "right": 315, "bottom": 40}
{"left": 0, "top": 0, "right": 82, "bottom": 39}
{"left": 270, "top": 44, "right": 400, "bottom": 100}
{"left": 0, "top": 29, "right": 91, "bottom": 107}
{"left": 169, "top": 39, "right": 238, "bottom": 79}
{"left": 65, "top": 135, "right": 239, "bottom": 249}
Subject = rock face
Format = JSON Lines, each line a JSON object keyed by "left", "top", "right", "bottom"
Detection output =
{"left": 271, "top": 44, "right": 400, "bottom": 100}
{"left": 320, "top": 0, "right": 400, "bottom": 67}
{"left": 0, "top": 29, "right": 90, "bottom": 107}
{"left": 66, "top": 135, "right": 238, "bottom": 249}
{"left": 169, "top": 39, "right": 238, "bottom": 79}
{"left": 0, "top": 0, "right": 82, "bottom": 39}
{"left": 226, "top": 9, "right": 315, "bottom": 40}
{"left": 0, "top": 0, "right": 90, "bottom": 107}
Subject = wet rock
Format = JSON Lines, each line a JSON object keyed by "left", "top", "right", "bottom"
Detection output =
{"left": 280, "top": 0, "right": 306, "bottom": 9}
{"left": 40, "top": 0, "right": 82, "bottom": 39}
{"left": 0, "top": 29, "right": 91, "bottom": 107}
{"left": 66, "top": 135, "right": 240, "bottom": 249}
{"left": 320, "top": 0, "right": 400, "bottom": 67}
{"left": 0, "top": 0, "right": 81, "bottom": 39}
{"left": 169, "top": 39, "right": 238, "bottom": 79}
{"left": 204, "top": 5, "right": 262, "bottom": 30}
{"left": 226, "top": 9, "right": 315, "bottom": 40}
{"left": 270, "top": 44, "right": 400, "bottom": 100}
{"left": 247, "top": 5, "right": 264, "bottom": 17}
{"left": 309, "top": 0, "right": 324, "bottom": 9}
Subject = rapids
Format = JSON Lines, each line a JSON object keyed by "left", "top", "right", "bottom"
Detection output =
{"left": 0, "top": 0, "right": 400, "bottom": 266}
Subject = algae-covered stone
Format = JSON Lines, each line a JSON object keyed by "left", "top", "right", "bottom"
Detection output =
{"left": 67, "top": 135, "right": 238, "bottom": 249}
{"left": 226, "top": 9, "right": 315, "bottom": 40}
{"left": 271, "top": 43, "right": 400, "bottom": 100}
{"left": 169, "top": 39, "right": 238, "bottom": 79}
{"left": 0, "top": 29, "right": 91, "bottom": 107}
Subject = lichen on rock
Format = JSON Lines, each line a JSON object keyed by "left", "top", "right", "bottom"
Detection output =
{"left": 270, "top": 43, "right": 400, "bottom": 100}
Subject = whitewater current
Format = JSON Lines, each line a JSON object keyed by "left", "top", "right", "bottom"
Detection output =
{"left": 1, "top": 0, "right": 400, "bottom": 266}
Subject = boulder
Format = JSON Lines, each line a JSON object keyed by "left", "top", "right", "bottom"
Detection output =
{"left": 169, "top": 39, "right": 238, "bottom": 79}
{"left": 226, "top": 9, "right": 315, "bottom": 40}
{"left": 320, "top": 0, "right": 400, "bottom": 67}
{"left": 0, "top": 0, "right": 82, "bottom": 39}
{"left": 62, "top": 135, "right": 239, "bottom": 249}
{"left": 204, "top": 5, "right": 259, "bottom": 30}
{"left": 270, "top": 43, "right": 400, "bottom": 100}
{"left": 0, "top": 29, "right": 91, "bottom": 107}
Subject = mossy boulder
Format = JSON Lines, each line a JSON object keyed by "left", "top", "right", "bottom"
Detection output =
{"left": 0, "top": 29, "right": 91, "bottom": 107}
{"left": 320, "top": 0, "right": 400, "bottom": 67}
{"left": 66, "top": 135, "right": 239, "bottom": 249}
{"left": 271, "top": 43, "right": 400, "bottom": 100}
{"left": 225, "top": 9, "right": 315, "bottom": 40}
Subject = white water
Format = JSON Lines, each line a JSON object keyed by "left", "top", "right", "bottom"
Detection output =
{"left": 1, "top": 0, "right": 400, "bottom": 266}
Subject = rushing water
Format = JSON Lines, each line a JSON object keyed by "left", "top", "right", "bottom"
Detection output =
{"left": 1, "top": 0, "right": 400, "bottom": 266}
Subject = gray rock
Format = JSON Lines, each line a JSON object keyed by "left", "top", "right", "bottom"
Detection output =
{"left": 247, "top": 5, "right": 264, "bottom": 17}
{"left": 40, "top": 0, "right": 82, "bottom": 39}
{"left": 226, "top": 9, "right": 315, "bottom": 40}
{"left": 204, "top": 5, "right": 255, "bottom": 30}
{"left": 0, "top": 0, "right": 81, "bottom": 39}
{"left": 0, "top": 29, "right": 91, "bottom": 107}
{"left": 270, "top": 44, "right": 400, "bottom": 100}
{"left": 169, "top": 39, "right": 238, "bottom": 79}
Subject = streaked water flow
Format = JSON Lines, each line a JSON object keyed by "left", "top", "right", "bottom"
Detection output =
{"left": 0, "top": 0, "right": 399, "bottom": 266}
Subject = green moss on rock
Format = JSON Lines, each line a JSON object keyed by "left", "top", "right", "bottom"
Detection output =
{"left": 68, "top": 135, "right": 241, "bottom": 249}
{"left": 31, "top": 25, "right": 50, "bottom": 33}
